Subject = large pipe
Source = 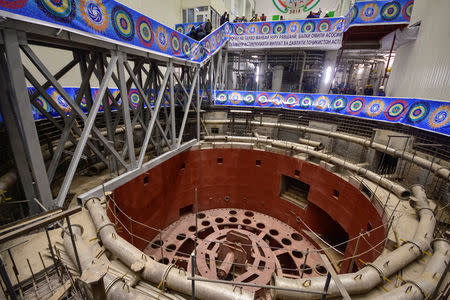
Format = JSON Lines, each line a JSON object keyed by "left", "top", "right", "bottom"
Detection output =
{"left": 205, "top": 136, "right": 410, "bottom": 199}
{"left": 204, "top": 120, "right": 450, "bottom": 180}
{"left": 271, "top": 185, "right": 437, "bottom": 299}
{"left": 62, "top": 224, "right": 151, "bottom": 300}
{"left": 85, "top": 198, "right": 254, "bottom": 300}
{"left": 370, "top": 238, "right": 450, "bottom": 300}
{"left": 0, "top": 170, "right": 17, "bottom": 204}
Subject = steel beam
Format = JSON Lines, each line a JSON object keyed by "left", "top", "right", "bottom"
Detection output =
{"left": 177, "top": 69, "right": 199, "bottom": 147}
{"left": 78, "top": 139, "right": 197, "bottom": 202}
{"left": 56, "top": 55, "right": 118, "bottom": 207}
{"left": 2, "top": 29, "right": 53, "bottom": 210}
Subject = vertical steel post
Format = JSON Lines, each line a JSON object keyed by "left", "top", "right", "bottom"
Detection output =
{"left": 348, "top": 229, "right": 364, "bottom": 273}
{"left": 191, "top": 253, "right": 196, "bottom": 300}
{"left": 321, "top": 273, "right": 332, "bottom": 300}
{"left": 65, "top": 216, "right": 82, "bottom": 275}
{"left": 197, "top": 67, "right": 201, "bottom": 141}
{"left": 169, "top": 60, "right": 176, "bottom": 148}
{"left": 0, "top": 255, "right": 16, "bottom": 300}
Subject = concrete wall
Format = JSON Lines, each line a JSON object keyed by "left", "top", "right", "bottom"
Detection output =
{"left": 387, "top": 0, "right": 450, "bottom": 101}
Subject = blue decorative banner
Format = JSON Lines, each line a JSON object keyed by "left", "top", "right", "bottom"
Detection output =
{"left": 0, "top": 0, "right": 206, "bottom": 61}
{"left": 345, "top": 0, "right": 414, "bottom": 29}
{"left": 214, "top": 90, "right": 450, "bottom": 136}
{"left": 228, "top": 17, "right": 344, "bottom": 50}
{"left": 175, "top": 22, "right": 203, "bottom": 35}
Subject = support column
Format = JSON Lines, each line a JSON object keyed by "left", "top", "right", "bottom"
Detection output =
{"left": 319, "top": 50, "right": 338, "bottom": 94}
{"left": 0, "top": 29, "right": 53, "bottom": 212}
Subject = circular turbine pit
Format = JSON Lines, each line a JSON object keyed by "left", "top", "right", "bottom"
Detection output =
{"left": 144, "top": 208, "right": 327, "bottom": 298}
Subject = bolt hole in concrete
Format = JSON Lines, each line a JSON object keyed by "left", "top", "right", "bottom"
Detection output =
{"left": 188, "top": 225, "right": 196, "bottom": 232}
{"left": 166, "top": 244, "right": 176, "bottom": 252}
{"left": 215, "top": 217, "right": 224, "bottom": 223}
{"left": 151, "top": 240, "right": 164, "bottom": 249}
{"left": 257, "top": 223, "right": 265, "bottom": 229}
{"left": 229, "top": 210, "right": 237, "bottom": 215}
{"left": 243, "top": 218, "right": 252, "bottom": 224}
{"left": 229, "top": 217, "right": 238, "bottom": 223}
{"left": 300, "top": 264, "right": 313, "bottom": 274}
{"left": 282, "top": 238, "right": 292, "bottom": 246}
{"left": 197, "top": 212, "right": 206, "bottom": 219}
{"left": 270, "top": 229, "right": 279, "bottom": 236}
{"left": 292, "top": 250, "right": 303, "bottom": 258}
{"left": 291, "top": 233, "right": 303, "bottom": 241}
{"left": 245, "top": 211, "right": 254, "bottom": 217}
{"left": 315, "top": 264, "right": 328, "bottom": 275}
{"left": 202, "top": 220, "right": 210, "bottom": 226}
{"left": 176, "top": 233, "right": 186, "bottom": 240}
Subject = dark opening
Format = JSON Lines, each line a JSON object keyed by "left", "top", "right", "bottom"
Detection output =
{"left": 211, "top": 127, "right": 219, "bottom": 134}
{"left": 256, "top": 160, "right": 261, "bottom": 166}
{"left": 143, "top": 176, "right": 149, "bottom": 186}
{"left": 280, "top": 175, "right": 310, "bottom": 209}
{"left": 333, "top": 189, "right": 339, "bottom": 199}
{"left": 179, "top": 204, "right": 193, "bottom": 216}
{"left": 361, "top": 185, "right": 372, "bottom": 199}
{"left": 375, "top": 151, "right": 399, "bottom": 175}
{"left": 217, "top": 157, "right": 223, "bottom": 164}
{"left": 367, "top": 222, "right": 372, "bottom": 232}
{"left": 294, "top": 170, "right": 300, "bottom": 177}
{"left": 180, "top": 162, "right": 186, "bottom": 170}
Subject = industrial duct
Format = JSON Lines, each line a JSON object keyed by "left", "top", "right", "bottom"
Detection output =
{"left": 204, "top": 136, "right": 410, "bottom": 199}
{"left": 204, "top": 120, "right": 450, "bottom": 181}
{"left": 85, "top": 198, "right": 254, "bottom": 300}
{"left": 271, "top": 185, "right": 437, "bottom": 299}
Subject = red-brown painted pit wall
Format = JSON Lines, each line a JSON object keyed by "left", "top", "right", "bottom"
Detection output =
{"left": 112, "top": 149, "right": 386, "bottom": 273}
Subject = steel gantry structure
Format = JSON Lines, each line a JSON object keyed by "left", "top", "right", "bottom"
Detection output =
{"left": 0, "top": 16, "right": 227, "bottom": 213}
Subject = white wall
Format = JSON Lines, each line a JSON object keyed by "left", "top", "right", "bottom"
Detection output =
{"left": 117, "top": 0, "right": 182, "bottom": 28}
{"left": 387, "top": 0, "right": 450, "bottom": 101}
{"left": 254, "top": 0, "right": 341, "bottom": 20}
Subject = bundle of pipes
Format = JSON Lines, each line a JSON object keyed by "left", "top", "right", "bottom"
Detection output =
{"left": 204, "top": 136, "right": 410, "bottom": 199}
{"left": 85, "top": 197, "right": 254, "bottom": 300}
{"left": 62, "top": 224, "right": 150, "bottom": 299}
{"left": 204, "top": 120, "right": 450, "bottom": 181}
{"left": 272, "top": 185, "right": 445, "bottom": 300}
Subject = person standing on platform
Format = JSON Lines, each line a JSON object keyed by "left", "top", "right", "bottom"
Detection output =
{"left": 261, "top": 14, "right": 267, "bottom": 21}
{"left": 220, "top": 12, "right": 227, "bottom": 25}
{"left": 205, "top": 19, "right": 212, "bottom": 35}
{"left": 377, "top": 86, "right": 386, "bottom": 96}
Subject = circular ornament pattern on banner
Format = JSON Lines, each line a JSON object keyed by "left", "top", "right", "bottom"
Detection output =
{"left": 314, "top": 96, "right": 329, "bottom": 110}
{"left": 428, "top": 105, "right": 450, "bottom": 129}
{"left": 385, "top": 99, "right": 408, "bottom": 121}
{"left": 360, "top": 3, "right": 378, "bottom": 22}
{"left": 288, "top": 22, "right": 300, "bottom": 34}
{"left": 221, "top": 28, "right": 226, "bottom": 41}
{"left": 366, "top": 100, "right": 385, "bottom": 117}
{"left": 186, "top": 24, "right": 194, "bottom": 33}
{"left": 175, "top": 25, "right": 184, "bottom": 34}
{"left": 244, "top": 93, "right": 255, "bottom": 105}
{"left": 256, "top": 93, "right": 270, "bottom": 106}
{"left": 203, "top": 38, "right": 211, "bottom": 54}
{"left": 111, "top": 5, "right": 135, "bottom": 41}
{"left": 210, "top": 35, "right": 217, "bottom": 50}
{"left": 317, "top": 20, "right": 332, "bottom": 32}
{"left": 136, "top": 16, "right": 154, "bottom": 47}
{"left": 216, "top": 93, "right": 227, "bottom": 103}
{"left": 52, "top": 90, "right": 70, "bottom": 112}
{"left": 0, "top": 0, "right": 28, "bottom": 9}
{"left": 35, "top": 0, "right": 76, "bottom": 23}
{"left": 128, "top": 90, "right": 140, "bottom": 109}
{"left": 229, "top": 92, "right": 242, "bottom": 105}
{"left": 234, "top": 24, "right": 246, "bottom": 35}
{"left": 350, "top": 5, "right": 358, "bottom": 23}
{"left": 182, "top": 38, "right": 191, "bottom": 57}
{"left": 225, "top": 23, "right": 233, "bottom": 36}
{"left": 381, "top": 1, "right": 401, "bottom": 21}
{"left": 301, "top": 20, "right": 315, "bottom": 33}
{"left": 247, "top": 24, "right": 258, "bottom": 35}
{"left": 170, "top": 32, "right": 181, "bottom": 55}
{"left": 331, "top": 96, "right": 347, "bottom": 112}
{"left": 36, "top": 95, "right": 51, "bottom": 112}
{"left": 271, "top": 94, "right": 284, "bottom": 106}
{"left": 347, "top": 97, "right": 365, "bottom": 115}
{"left": 273, "top": 22, "right": 286, "bottom": 34}
{"left": 402, "top": 0, "right": 414, "bottom": 21}
{"left": 284, "top": 94, "right": 299, "bottom": 108}
{"left": 215, "top": 30, "right": 222, "bottom": 43}
{"left": 300, "top": 95, "right": 313, "bottom": 109}
{"left": 156, "top": 26, "right": 169, "bottom": 51}
{"left": 80, "top": 0, "right": 108, "bottom": 32}
{"left": 259, "top": 23, "right": 272, "bottom": 35}
{"left": 333, "top": 19, "right": 344, "bottom": 31}
{"left": 405, "top": 101, "right": 429, "bottom": 124}
{"left": 192, "top": 44, "right": 200, "bottom": 60}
